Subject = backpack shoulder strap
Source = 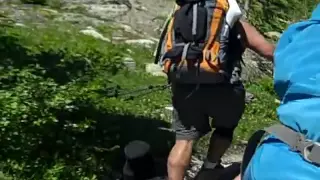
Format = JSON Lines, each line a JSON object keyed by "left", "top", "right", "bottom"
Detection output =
{"left": 204, "top": 0, "right": 229, "bottom": 46}
{"left": 202, "top": 0, "right": 228, "bottom": 63}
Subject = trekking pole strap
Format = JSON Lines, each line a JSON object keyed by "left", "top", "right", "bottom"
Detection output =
{"left": 240, "top": 124, "right": 320, "bottom": 178}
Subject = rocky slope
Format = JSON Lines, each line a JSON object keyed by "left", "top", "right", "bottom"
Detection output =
{"left": 0, "top": 0, "right": 274, "bottom": 82}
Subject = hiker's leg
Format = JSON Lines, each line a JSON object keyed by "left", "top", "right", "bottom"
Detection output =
{"left": 167, "top": 110, "right": 209, "bottom": 180}
{"left": 168, "top": 84, "right": 211, "bottom": 180}
{"left": 206, "top": 84, "right": 245, "bottom": 166}
{"left": 206, "top": 126, "right": 236, "bottom": 165}
{"left": 167, "top": 139, "right": 193, "bottom": 180}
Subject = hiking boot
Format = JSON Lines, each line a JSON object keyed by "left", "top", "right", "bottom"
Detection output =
{"left": 194, "top": 161, "right": 225, "bottom": 180}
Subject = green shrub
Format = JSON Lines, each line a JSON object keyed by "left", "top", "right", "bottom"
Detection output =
{"left": 0, "top": 23, "right": 173, "bottom": 179}
{"left": 248, "top": 0, "right": 320, "bottom": 33}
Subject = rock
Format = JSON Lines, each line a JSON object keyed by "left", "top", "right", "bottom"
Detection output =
{"left": 221, "top": 145, "right": 245, "bottom": 165}
{"left": 61, "top": 0, "right": 132, "bottom": 20}
{"left": 265, "top": 31, "right": 281, "bottom": 39}
{"left": 54, "top": 12, "right": 106, "bottom": 27}
{"left": 125, "top": 39, "right": 156, "bottom": 48}
{"left": 84, "top": 4, "right": 130, "bottom": 20}
{"left": 39, "top": 8, "right": 59, "bottom": 15}
{"left": 112, "top": 36, "right": 127, "bottom": 41}
{"left": 241, "top": 49, "right": 273, "bottom": 82}
{"left": 123, "top": 57, "right": 136, "bottom": 71}
{"left": 80, "top": 26, "right": 110, "bottom": 42}
{"left": 117, "top": 23, "right": 139, "bottom": 35}
{"left": 164, "top": 105, "right": 173, "bottom": 123}
{"left": 145, "top": 63, "right": 166, "bottom": 77}
{"left": 164, "top": 106, "right": 173, "bottom": 111}
{"left": 239, "top": 140, "right": 248, "bottom": 145}
{"left": 135, "top": 5, "right": 148, "bottom": 11}
{"left": 126, "top": 49, "right": 134, "bottom": 54}
{"left": 186, "top": 155, "right": 203, "bottom": 179}
{"left": 14, "top": 22, "right": 25, "bottom": 27}
{"left": 245, "top": 91, "right": 255, "bottom": 104}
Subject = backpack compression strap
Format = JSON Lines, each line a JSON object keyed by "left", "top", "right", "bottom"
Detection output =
{"left": 240, "top": 124, "right": 320, "bottom": 179}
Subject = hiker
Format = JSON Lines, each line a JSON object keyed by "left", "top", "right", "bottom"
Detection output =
{"left": 236, "top": 4, "right": 320, "bottom": 180}
{"left": 153, "top": 0, "right": 274, "bottom": 179}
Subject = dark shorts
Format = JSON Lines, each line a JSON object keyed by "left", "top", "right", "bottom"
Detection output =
{"left": 171, "top": 83, "right": 246, "bottom": 140}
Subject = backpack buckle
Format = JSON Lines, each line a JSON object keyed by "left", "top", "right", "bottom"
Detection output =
{"left": 303, "top": 141, "right": 320, "bottom": 166}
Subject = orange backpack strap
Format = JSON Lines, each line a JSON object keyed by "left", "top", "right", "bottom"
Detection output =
{"left": 203, "top": 0, "right": 229, "bottom": 70}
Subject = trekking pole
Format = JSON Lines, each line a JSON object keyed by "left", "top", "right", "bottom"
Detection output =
{"left": 92, "top": 84, "right": 170, "bottom": 101}
{"left": 122, "top": 84, "right": 170, "bottom": 101}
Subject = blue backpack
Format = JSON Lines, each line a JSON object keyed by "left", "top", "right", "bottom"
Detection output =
{"left": 241, "top": 4, "right": 320, "bottom": 180}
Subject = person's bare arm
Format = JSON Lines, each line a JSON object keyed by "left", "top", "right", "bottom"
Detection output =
{"left": 240, "top": 20, "right": 275, "bottom": 62}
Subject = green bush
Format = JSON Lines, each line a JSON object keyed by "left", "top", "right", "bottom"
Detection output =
{"left": 248, "top": 0, "right": 320, "bottom": 33}
{"left": 0, "top": 23, "right": 173, "bottom": 179}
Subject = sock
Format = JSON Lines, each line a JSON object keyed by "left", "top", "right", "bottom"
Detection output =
{"left": 203, "top": 159, "right": 218, "bottom": 169}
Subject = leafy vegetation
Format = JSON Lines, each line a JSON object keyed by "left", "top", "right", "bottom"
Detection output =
{"left": 247, "top": 0, "right": 320, "bottom": 33}
{"left": 0, "top": 22, "right": 173, "bottom": 179}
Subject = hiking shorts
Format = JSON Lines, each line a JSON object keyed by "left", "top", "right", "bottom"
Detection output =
{"left": 171, "top": 83, "right": 245, "bottom": 140}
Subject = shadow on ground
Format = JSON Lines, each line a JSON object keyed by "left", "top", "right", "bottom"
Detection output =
{"left": 45, "top": 103, "right": 175, "bottom": 178}
{"left": 0, "top": 100, "right": 175, "bottom": 179}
